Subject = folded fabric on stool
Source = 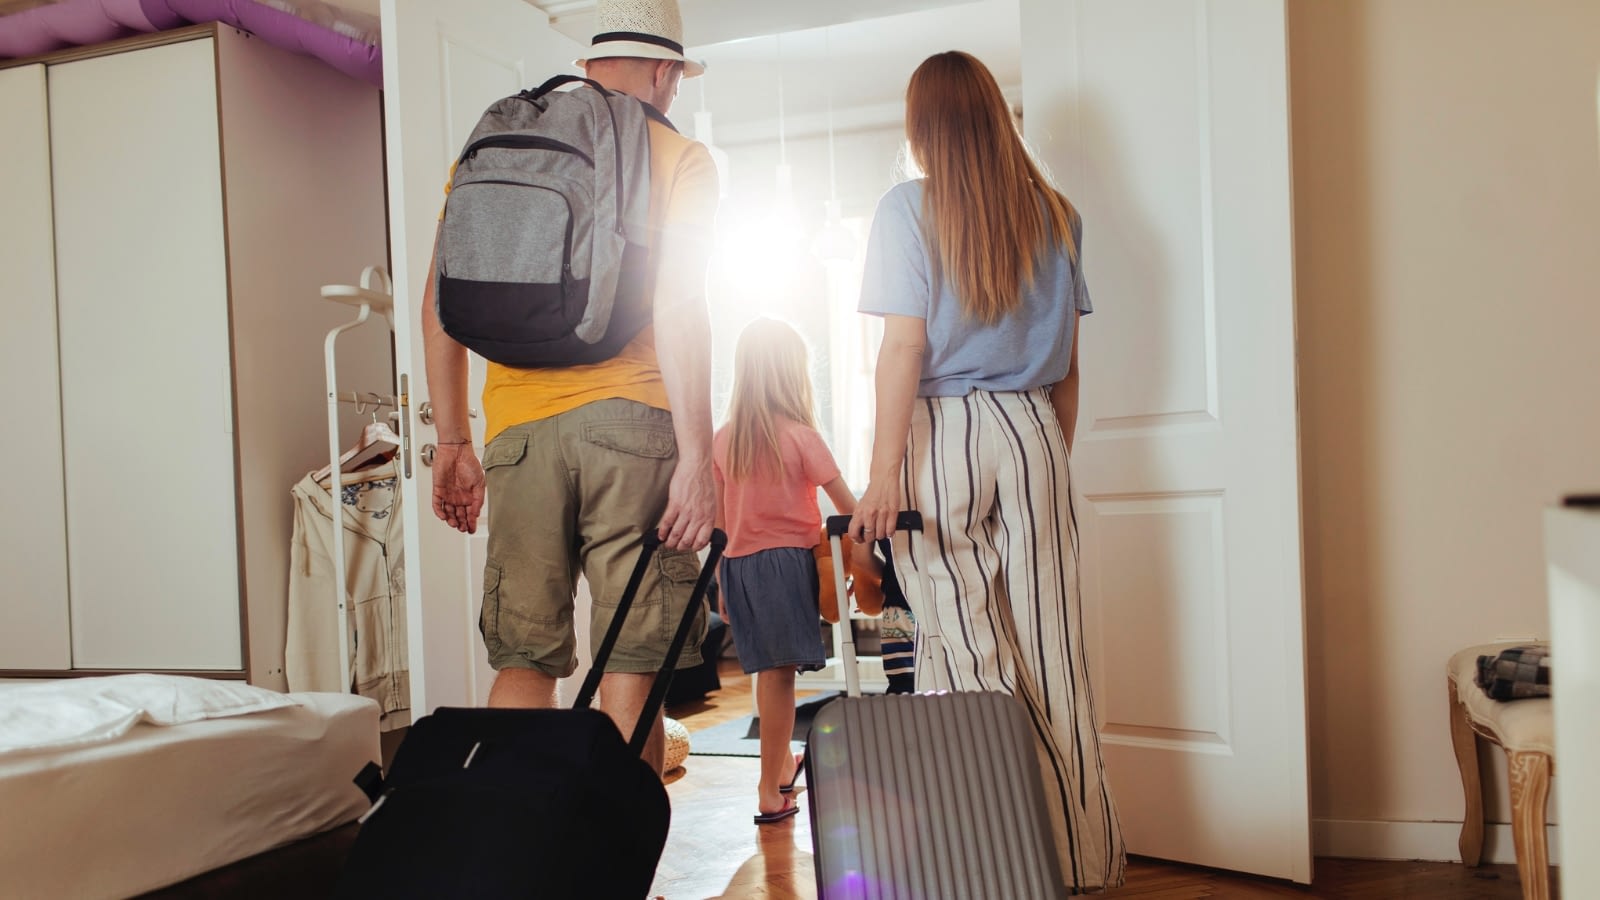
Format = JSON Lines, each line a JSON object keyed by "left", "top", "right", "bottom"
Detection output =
{"left": 1475, "top": 645, "right": 1552, "bottom": 700}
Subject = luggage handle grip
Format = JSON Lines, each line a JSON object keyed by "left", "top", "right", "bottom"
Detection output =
{"left": 825, "top": 510, "right": 922, "bottom": 538}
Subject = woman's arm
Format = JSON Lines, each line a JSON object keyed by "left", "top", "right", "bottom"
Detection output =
{"left": 849, "top": 314, "right": 927, "bottom": 542}
{"left": 1049, "top": 310, "right": 1082, "bottom": 453}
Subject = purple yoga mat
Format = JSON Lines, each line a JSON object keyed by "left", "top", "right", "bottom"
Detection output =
{"left": 0, "top": 0, "right": 382, "bottom": 86}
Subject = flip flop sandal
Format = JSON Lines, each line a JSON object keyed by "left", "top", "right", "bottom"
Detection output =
{"left": 779, "top": 749, "right": 807, "bottom": 794}
{"left": 753, "top": 798, "right": 801, "bottom": 825}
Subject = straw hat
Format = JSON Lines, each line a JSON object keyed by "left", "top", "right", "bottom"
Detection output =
{"left": 576, "top": 0, "right": 706, "bottom": 78}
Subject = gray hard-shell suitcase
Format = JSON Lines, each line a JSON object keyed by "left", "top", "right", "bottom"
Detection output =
{"left": 806, "top": 512, "right": 1068, "bottom": 900}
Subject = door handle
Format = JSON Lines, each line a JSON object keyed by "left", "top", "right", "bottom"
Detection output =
{"left": 417, "top": 401, "right": 478, "bottom": 426}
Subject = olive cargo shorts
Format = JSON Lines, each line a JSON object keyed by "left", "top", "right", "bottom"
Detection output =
{"left": 480, "top": 399, "right": 706, "bottom": 678}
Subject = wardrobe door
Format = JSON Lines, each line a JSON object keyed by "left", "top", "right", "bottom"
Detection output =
{"left": 0, "top": 64, "right": 72, "bottom": 671}
{"left": 49, "top": 38, "right": 243, "bottom": 670}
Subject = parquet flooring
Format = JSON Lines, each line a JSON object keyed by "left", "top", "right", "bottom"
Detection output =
{"left": 651, "top": 661, "right": 1552, "bottom": 900}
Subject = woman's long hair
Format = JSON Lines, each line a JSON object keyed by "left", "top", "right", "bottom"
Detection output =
{"left": 905, "top": 51, "right": 1078, "bottom": 325}
{"left": 724, "top": 318, "right": 817, "bottom": 481}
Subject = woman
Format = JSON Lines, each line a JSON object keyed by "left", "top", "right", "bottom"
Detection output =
{"left": 848, "top": 50, "right": 1126, "bottom": 892}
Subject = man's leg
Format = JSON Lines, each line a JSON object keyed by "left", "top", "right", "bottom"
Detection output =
{"left": 598, "top": 673, "right": 665, "bottom": 774}
{"left": 566, "top": 400, "right": 703, "bottom": 773}
{"left": 480, "top": 421, "right": 582, "bottom": 701}
{"left": 488, "top": 668, "right": 559, "bottom": 708}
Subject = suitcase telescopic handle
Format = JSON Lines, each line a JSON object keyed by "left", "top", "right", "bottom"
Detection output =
{"left": 573, "top": 529, "right": 728, "bottom": 752}
{"left": 824, "top": 511, "right": 920, "bottom": 697}
{"left": 825, "top": 510, "right": 922, "bottom": 538}
{"left": 628, "top": 529, "right": 727, "bottom": 754}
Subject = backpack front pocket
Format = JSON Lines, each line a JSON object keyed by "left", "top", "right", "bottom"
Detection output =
{"left": 437, "top": 179, "right": 588, "bottom": 343}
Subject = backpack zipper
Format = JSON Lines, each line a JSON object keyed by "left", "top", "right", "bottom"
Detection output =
{"left": 460, "top": 134, "right": 594, "bottom": 169}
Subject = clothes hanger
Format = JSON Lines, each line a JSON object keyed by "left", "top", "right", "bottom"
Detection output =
{"left": 314, "top": 397, "right": 400, "bottom": 484}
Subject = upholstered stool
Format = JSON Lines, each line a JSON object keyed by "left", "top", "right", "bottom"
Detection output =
{"left": 1447, "top": 642, "right": 1555, "bottom": 900}
{"left": 662, "top": 716, "right": 691, "bottom": 774}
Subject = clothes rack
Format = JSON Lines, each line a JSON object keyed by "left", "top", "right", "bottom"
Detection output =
{"left": 321, "top": 266, "right": 399, "bottom": 695}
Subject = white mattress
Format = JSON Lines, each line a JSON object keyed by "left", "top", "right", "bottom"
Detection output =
{"left": 0, "top": 691, "right": 378, "bottom": 899}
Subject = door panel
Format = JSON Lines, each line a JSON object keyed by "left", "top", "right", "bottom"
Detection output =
{"left": 381, "top": 0, "right": 581, "bottom": 712}
{"left": 0, "top": 64, "right": 71, "bottom": 671}
{"left": 51, "top": 39, "right": 242, "bottom": 671}
{"left": 1022, "top": 0, "right": 1310, "bottom": 881}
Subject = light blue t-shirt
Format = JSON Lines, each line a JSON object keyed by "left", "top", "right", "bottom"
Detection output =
{"left": 857, "top": 179, "right": 1092, "bottom": 397}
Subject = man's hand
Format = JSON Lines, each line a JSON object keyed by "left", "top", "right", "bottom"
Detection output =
{"left": 658, "top": 456, "right": 715, "bottom": 551}
{"left": 431, "top": 443, "right": 485, "bottom": 534}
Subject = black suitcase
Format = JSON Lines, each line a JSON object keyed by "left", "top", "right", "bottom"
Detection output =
{"left": 334, "top": 529, "right": 726, "bottom": 899}
{"left": 807, "top": 513, "right": 1067, "bottom": 900}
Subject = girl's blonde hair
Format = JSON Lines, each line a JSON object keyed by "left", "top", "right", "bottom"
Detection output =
{"left": 724, "top": 318, "right": 817, "bottom": 481}
{"left": 905, "top": 50, "right": 1079, "bottom": 325}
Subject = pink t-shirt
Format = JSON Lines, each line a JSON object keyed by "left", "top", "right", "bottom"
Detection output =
{"left": 713, "top": 418, "right": 842, "bottom": 559}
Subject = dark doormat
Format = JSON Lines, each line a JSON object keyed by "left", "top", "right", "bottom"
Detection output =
{"left": 686, "top": 692, "right": 841, "bottom": 757}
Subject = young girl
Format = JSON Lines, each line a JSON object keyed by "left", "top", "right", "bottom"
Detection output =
{"left": 714, "top": 318, "right": 862, "bottom": 825}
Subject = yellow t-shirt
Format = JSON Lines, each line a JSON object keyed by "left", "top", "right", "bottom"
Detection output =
{"left": 478, "top": 108, "right": 719, "bottom": 444}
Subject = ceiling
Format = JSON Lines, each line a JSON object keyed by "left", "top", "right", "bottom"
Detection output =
{"left": 682, "top": 0, "right": 1022, "bottom": 139}
{"left": 549, "top": 0, "right": 1020, "bottom": 135}
{"left": 327, "top": 0, "right": 1021, "bottom": 137}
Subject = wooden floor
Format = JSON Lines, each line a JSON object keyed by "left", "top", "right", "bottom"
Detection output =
{"left": 651, "top": 661, "right": 1551, "bottom": 900}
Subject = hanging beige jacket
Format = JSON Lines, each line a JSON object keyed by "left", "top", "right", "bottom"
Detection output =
{"left": 287, "top": 461, "right": 409, "bottom": 731}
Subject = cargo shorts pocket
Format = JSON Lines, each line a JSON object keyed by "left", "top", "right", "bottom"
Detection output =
{"left": 654, "top": 550, "right": 707, "bottom": 648}
{"left": 479, "top": 559, "right": 504, "bottom": 650}
{"left": 481, "top": 430, "right": 529, "bottom": 470}
{"left": 582, "top": 418, "right": 676, "bottom": 459}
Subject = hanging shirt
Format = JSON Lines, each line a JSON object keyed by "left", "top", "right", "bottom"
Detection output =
{"left": 287, "top": 461, "right": 409, "bottom": 732}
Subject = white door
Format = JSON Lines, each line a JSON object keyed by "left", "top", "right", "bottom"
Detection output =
{"left": 0, "top": 64, "right": 71, "bottom": 671}
{"left": 381, "top": 0, "right": 582, "bottom": 713}
{"left": 1022, "top": 0, "right": 1311, "bottom": 882}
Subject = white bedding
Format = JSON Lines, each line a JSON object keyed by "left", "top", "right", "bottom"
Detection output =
{"left": 0, "top": 690, "right": 378, "bottom": 899}
{"left": 0, "top": 674, "right": 300, "bottom": 754}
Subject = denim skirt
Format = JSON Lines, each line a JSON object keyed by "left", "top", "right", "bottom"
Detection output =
{"left": 720, "top": 546, "right": 827, "bottom": 675}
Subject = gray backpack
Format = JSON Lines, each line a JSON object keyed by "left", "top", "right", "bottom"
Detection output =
{"left": 434, "top": 75, "right": 653, "bottom": 368}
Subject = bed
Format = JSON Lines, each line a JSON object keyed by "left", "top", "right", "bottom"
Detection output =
{"left": 0, "top": 676, "right": 378, "bottom": 899}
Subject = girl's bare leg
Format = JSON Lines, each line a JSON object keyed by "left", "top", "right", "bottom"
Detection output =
{"left": 755, "top": 666, "right": 800, "bottom": 814}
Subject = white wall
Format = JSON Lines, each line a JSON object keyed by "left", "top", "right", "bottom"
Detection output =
{"left": 705, "top": 126, "right": 907, "bottom": 485}
{"left": 1289, "top": 0, "right": 1600, "bottom": 855}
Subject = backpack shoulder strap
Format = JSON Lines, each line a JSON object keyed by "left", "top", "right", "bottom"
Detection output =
{"left": 522, "top": 74, "right": 610, "bottom": 102}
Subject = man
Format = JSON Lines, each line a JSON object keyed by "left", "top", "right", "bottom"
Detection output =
{"left": 421, "top": 0, "right": 718, "bottom": 775}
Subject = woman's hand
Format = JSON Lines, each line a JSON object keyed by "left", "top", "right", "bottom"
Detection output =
{"left": 849, "top": 478, "right": 901, "bottom": 543}
{"left": 849, "top": 537, "right": 884, "bottom": 579}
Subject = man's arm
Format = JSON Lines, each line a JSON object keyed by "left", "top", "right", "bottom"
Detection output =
{"left": 1048, "top": 311, "right": 1082, "bottom": 454}
{"left": 421, "top": 257, "right": 485, "bottom": 533}
{"left": 651, "top": 143, "right": 719, "bottom": 551}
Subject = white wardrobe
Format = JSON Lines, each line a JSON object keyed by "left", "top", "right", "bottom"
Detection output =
{"left": 0, "top": 25, "right": 391, "bottom": 687}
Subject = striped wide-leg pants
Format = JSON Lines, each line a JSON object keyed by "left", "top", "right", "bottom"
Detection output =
{"left": 892, "top": 387, "right": 1126, "bottom": 892}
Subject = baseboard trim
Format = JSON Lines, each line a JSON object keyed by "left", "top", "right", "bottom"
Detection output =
{"left": 1314, "top": 818, "right": 1560, "bottom": 866}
